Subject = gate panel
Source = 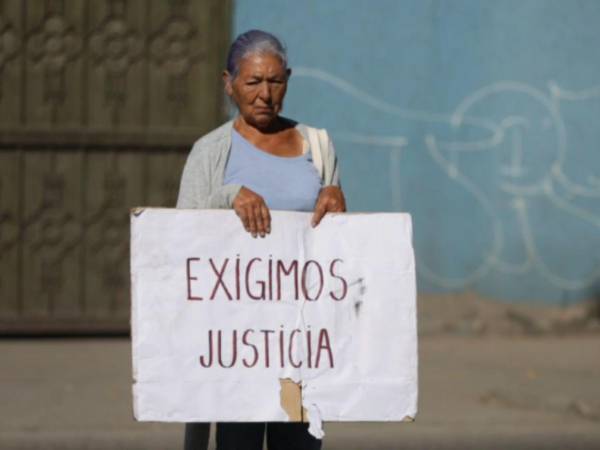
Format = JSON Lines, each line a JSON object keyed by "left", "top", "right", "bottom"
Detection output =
{"left": 0, "top": 0, "right": 232, "bottom": 334}
{"left": 0, "top": 0, "right": 22, "bottom": 126}
{"left": 21, "top": 149, "right": 83, "bottom": 319}
{"left": 24, "top": 0, "right": 86, "bottom": 127}
{"left": 0, "top": 150, "right": 19, "bottom": 318}
{"left": 87, "top": 0, "right": 146, "bottom": 128}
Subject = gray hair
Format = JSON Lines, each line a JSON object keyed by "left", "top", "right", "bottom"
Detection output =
{"left": 226, "top": 29, "right": 288, "bottom": 78}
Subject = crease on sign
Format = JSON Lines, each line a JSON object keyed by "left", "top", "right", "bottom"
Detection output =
{"left": 278, "top": 224, "right": 367, "bottom": 438}
{"left": 295, "top": 282, "right": 326, "bottom": 438}
{"left": 279, "top": 274, "right": 325, "bottom": 439}
{"left": 131, "top": 207, "right": 145, "bottom": 216}
{"left": 279, "top": 265, "right": 366, "bottom": 437}
{"left": 275, "top": 224, "right": 326, "bottom": 438}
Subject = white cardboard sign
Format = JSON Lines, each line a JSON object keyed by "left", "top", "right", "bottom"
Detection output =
{"left": 131, "top": 209, "right": 417, "bottom": 436}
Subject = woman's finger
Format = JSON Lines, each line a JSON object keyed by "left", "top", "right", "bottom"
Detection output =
{"left": 247, "top": 204, "right": 259, "bottom": 238}
{"left": 311, "top": 199, "right": 328, "bottom": 227}
{"left": 311, "top": 187, "right": 347, "bottom": 227}
{"left": 261, "top": 203, "right": 271, "bottom": 234}
{"left": 254, "top": 203, "right": 266, "bottom": 237}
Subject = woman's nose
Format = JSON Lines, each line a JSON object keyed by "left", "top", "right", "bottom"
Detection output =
{"left": 258, "top": 82, "right": 271, "bottom": 101}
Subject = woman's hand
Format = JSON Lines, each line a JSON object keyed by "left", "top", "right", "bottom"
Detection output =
{"left": 312, "top": 186, "right": 346, "bottom": 227}
{"left": 232, "top": 187, "right": 271, "bottom": 238}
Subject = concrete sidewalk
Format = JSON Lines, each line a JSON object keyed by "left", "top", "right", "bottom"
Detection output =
{"left": 2, "top": 335, "right": 599, "bottom": 450}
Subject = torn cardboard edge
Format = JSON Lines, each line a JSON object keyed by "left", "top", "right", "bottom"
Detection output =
{"left": 279, "top": 378, "right": 308, "bottom": 422}
{"left": 280, "top": 379, "right": 324, "bottom": 439}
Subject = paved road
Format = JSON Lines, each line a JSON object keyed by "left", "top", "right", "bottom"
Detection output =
{"left": 1, "top": 335, "right": 599, "bottom": 449}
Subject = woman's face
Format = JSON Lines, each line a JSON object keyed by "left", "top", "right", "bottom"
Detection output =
{"left": 224, "top": 52, "right": 290, "bottom": 130}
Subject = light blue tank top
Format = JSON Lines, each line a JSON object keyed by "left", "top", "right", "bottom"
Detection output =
{"left": 224, "top": 129, "right": 322, "bottom": 211}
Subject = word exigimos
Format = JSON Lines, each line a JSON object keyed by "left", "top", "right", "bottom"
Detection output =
{"left": 186, "top": 256, "right": 349, "bottom": 302}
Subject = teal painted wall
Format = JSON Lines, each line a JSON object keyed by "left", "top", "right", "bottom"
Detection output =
{"left": 233, "top": 0, "right": 600, "bottom": 304}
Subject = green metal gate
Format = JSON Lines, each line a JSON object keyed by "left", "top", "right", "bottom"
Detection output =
{"left": 0, "top": 0, "right": 231, "bottom": 334}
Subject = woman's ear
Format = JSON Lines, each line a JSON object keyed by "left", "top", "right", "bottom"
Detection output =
{"left": 222, "top": 70, "right": 233, "bottom": 96}
{"left": 286, "top": 68, "right": 292, "bottom": 80}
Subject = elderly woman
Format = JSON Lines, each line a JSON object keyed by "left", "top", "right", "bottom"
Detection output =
{"left": 179, "top": 30, "right": 345, "bottom": 450}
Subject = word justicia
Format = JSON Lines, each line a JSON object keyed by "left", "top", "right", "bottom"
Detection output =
{"left": 198, "top": 326, "right": 334, "bottom": 369}
{"left": 186, "top": 256, "right": 348, "bottom": 302}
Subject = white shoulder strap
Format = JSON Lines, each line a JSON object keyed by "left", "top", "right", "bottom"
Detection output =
{"left": 307, "top": 126, "right": 327, "bottom": 180}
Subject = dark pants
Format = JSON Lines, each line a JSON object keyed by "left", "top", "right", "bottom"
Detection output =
{"left": 183, "top": 422, "right": 321, "bottom": 450}
{"left": 217, "top": 422, "right": 322, "bottom": 450}
{"left": 184, "top": 423, "right": 210, "bottom": 450}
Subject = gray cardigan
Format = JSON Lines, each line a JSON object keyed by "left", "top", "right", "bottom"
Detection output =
{"left": 176, "top": 120, "right": 340, "bottom": 209}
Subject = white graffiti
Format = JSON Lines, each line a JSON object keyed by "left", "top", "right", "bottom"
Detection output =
{"left": 294, "top": 67, "right": 600, "bottom": 291}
